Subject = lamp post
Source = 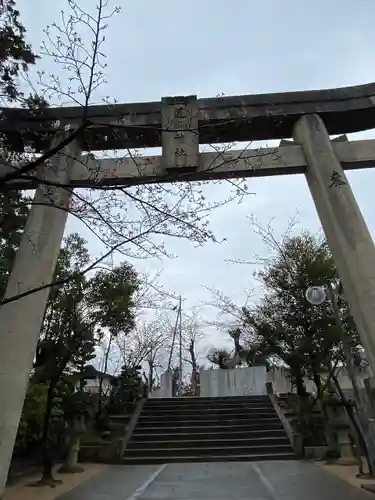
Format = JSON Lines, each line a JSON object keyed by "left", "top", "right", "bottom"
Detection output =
{"left": 305, "top": 285, "right": 358, "bottom": 391}
{"left": 305, "top": 284, "right": 375, "bottom": 474}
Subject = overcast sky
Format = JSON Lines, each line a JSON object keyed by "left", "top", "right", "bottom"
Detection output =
{"left": 17, "top": 0, "right": 375, "bottom": 358}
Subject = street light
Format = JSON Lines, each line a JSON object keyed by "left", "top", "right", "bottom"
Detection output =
{"left": 306, "top": 284, "right": 375, "bottom": 474}
{"left": 305, "top": 285, "right": 326, "bottom": 305}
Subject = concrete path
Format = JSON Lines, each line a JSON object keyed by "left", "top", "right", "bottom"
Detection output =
{"left": 57, "top": 461, "right": 373, "bottom": 500}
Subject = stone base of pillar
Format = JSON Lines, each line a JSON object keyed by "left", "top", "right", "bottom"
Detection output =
{"left": 335, "top": 456, "right": 360, "bottom": 466}
{"left": 336, "top": 430, "right": 360, "bottom": 466}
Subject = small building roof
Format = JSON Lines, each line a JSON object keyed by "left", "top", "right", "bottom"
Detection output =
{"left": 74, "top": 365, "right": 115, "bottom": 380}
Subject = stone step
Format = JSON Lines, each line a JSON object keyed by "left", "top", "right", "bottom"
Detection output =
{"left": 137, "top": 413, "right": 279, "bottom": 425}
{"left": 142, "top": 405, "right": 274, "bottom": 415}
{"left": 122, "top": 452, "right": 297, "bottom": 465}
{"left": 141, "top": 405, "right": 273, "bottom": 415}
{"left": 146, "top": 396, "right": 270, "bottom": 405}
{"left": 133, "top": 421, "right": 284, "bottom": 434}
{"left": 125, "top": 443, "right": 294, "bottom": 458}
{"left": 128, "top": 436, "right": 290, "bottom": 450}
{"left": 135, "top": 420, "right": 281, "bottom": 429}
{"left": 145, "top": 397, "right": 272, "bottom": 404}
{"left": 125, "top": 395, "right": 296, "bottom": 466}
{"left": 131, "top": 428, "right": 286, "bottom": 441}
{"left": 108, "top": 415, "right": 131, "bottom": 421}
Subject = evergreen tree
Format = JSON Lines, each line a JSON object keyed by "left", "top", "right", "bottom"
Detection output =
{"left": 241, "top": 232, "right": 362, "bottom": 395}
{"left": 0, "top": 0, "right": 37, "bottom": 103}
{"left": 0, "top": 191, "right": 29, "bottom": 298}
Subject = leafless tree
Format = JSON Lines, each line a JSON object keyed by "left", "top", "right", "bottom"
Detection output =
{"left": 180, "top": 310, "right": 203, "bottom": 395}
{"left": 133, "top": 269, "right": 179, "bottom": 314}
{"left": 0, "top": 0, "right": 119, "bottom": 185}
{"left": 225, "top": 213, "right": 302, "bottom": 269}
{"left": 203, "top": 286, "right": 254, "bottom": 332}
{"left": 116, "top": 313, "right": 170, "bottom": 390}
{"left": 0, "top": 1, "right": 281, "bottom": 312}
{"left": 95, "top": 270, "right": 176, "bottom": 376}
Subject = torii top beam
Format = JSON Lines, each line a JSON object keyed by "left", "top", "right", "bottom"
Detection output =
{"left": 1, "top": 81, "right": 375, "bottom": 151}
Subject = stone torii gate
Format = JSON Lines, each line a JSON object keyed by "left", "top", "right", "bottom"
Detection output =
{"left": 1, "top": 82, "right": 375, "bottom": 489}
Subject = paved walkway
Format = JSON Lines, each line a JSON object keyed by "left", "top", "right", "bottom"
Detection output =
{"left": 57, "top": 461, "right": 373, "bottom": 500}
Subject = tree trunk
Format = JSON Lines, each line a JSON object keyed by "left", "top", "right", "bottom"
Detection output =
{"left": 290, "top": 367, "right": 312, "bottom": 443}
{"left": 42, "top": 380, "right": 56, "bottom": 480}
{"left": 189, "top": 340, "right": 198, "bottom": 395}
{"left": 148, "top": 358, "right": 154, "bottom": 391}
{"left": 313, "top": 372, "right": 321, "bottom": 395}
{"left": 98, "top": 333, "right": 113, "bottom": 417}
{"left": 292, "top": 369, "right": 307, "bottom": 399}
{"left": 34, "top": 379, "right": 62, "bottom": 486}
{"left": 312, "top": 371, "right": 324, "bottom": 411}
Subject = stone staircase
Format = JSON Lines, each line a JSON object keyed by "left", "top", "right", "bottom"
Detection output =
{"left": 123, "top": 395, "right": 297, "bottom": 464}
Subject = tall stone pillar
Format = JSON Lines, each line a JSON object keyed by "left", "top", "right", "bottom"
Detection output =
{"left": 293, "top": 114, "right": 375, "bottom": 374}
{"left": 0, "top": 136, "right": 80, "bottom": 496}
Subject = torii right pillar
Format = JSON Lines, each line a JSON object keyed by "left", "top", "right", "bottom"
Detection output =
{"left": 294, "top": 114, "right": 375, "bottom": 374}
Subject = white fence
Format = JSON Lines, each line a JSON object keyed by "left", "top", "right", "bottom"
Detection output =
{"left": 149, "top": 365, "right": 372, "bottom": 399}
{"left": 149, "top": 371, "right": 173, "bottom": 398}
{"left": 199, "top": 366, "right": 267, "bottom": 397}
{"left": 266, "top": 366, "right": 372, "bottom": 395}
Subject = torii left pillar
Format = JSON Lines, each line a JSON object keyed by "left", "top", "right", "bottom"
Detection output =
{"left": 0, "top": 136, "right": 80, "bottom": 497}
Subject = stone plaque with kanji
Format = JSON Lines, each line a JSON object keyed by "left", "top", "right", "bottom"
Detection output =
{"left": 161, "top": 95, "right": 199, "bottom": 171}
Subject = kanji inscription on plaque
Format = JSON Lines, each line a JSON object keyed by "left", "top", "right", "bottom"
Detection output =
{"left": 161, "top": 95, "right": 199, "bottom": 171}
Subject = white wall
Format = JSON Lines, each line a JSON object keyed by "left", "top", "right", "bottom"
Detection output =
{"left": 199, "top": 366, "right": 267, "bottom": 397}
{"left": 149, "top": 365, "right": 371, "bottom": 399}
{"left": 266, "top": 366, "right": 372, "bottom": 395}
{"left": 149, "top": 371, "right": 173, "bottom": 398}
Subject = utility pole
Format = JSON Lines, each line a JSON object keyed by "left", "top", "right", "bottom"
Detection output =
{"left": 178, "top": 295, "right": 183, "bottom": 396}
{"left": 167, "top": 301, "right": 180, "bottom": 372}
